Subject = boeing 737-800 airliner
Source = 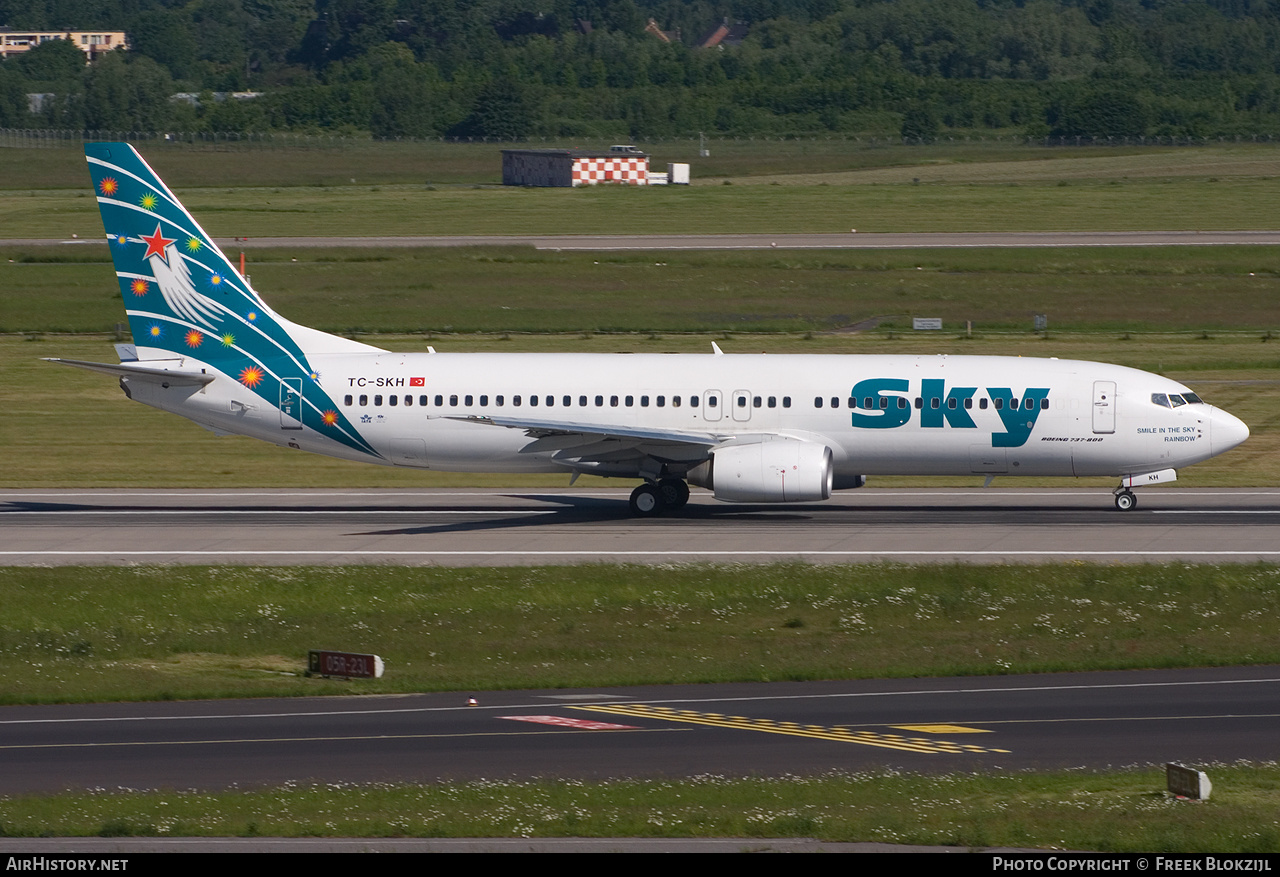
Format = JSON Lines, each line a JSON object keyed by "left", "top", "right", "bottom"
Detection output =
{"left": 51, "top": 143, "right": 1250, "bottom": 514}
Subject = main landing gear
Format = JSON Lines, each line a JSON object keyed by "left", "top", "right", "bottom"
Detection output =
{"left": 1113, "top": 487, "right": 1137, "bottom": 511}
{"left": 629, "top": 478, "right": 690, "bottom": 517}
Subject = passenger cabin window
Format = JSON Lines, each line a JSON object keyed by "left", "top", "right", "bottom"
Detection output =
{"left": 344, "top": 395, "right": 353, "bottom": 406}
{"left": 389, "top": 395, "right": 397, "bottom": 406}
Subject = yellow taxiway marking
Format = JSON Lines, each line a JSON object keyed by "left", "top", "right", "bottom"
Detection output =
{"left": 572, "top": 705, "right": 1009, "bottom": 755}
{"left": 890, "top": 724, "right": 992, "bottom": 734}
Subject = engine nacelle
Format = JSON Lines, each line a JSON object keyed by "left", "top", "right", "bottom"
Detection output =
{"left": 703, "top": 440, "right": 834, "bottom": 503}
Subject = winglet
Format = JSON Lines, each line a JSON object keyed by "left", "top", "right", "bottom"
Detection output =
{"left": 711, "top": 341, "right": 724, "bottom": 355}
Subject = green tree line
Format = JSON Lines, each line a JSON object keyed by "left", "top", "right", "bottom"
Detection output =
{"left": 4, "top": 0, "right": 1280, "bottom": 139}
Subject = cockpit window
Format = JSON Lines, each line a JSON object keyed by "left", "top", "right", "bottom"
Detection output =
{"left": 1154, "top": 391, "right": 1206, "bottom": 408}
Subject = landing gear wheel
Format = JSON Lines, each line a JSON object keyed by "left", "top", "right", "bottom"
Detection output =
{"left": 657, "top": 478, "right": 690, "bottom": 510}
{"left": 1114, "top": 490, "right": 1137, "bottom": 511}
{"left": 629, "top": 483, "right": 664, "bottom": 517}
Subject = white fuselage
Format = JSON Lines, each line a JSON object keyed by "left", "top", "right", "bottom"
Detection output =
{"left": 124, "top": 351, "right": 1249, "bottom": 484}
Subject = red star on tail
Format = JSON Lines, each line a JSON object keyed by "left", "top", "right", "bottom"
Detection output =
{"left": 140, "top": 223, "right": 175, "bottom": 263}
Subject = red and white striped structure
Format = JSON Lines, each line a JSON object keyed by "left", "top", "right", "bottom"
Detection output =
{"left": 572, "top": 155, "right": 648, "bottom": 186}
{"left": 503, "top": 148, "right": 650, "bottom": 187}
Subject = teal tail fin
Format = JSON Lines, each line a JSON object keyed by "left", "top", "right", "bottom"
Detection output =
{"left": 85, "top": 142, "right": 380, "bottom": 457}
{"left": 86, "top": 142, "right": 379, "bottom": 362}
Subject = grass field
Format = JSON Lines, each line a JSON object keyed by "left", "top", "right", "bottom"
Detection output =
{"left": 2, "top": 137, "right": 1247, "bottom": 189}
{"left": 4, "top": 141, "right": 1280, "bottom": 239}
{"left": 2, "top": 766, "right": 1278, "bottom": 850}
{"left": 6, "top": 245, "right": 1280, "bottom": 335}
{"left": 9, "top": 176, "right": 1280, "bottom": 240}
{"left": 3, "top": 563, "right": 1278, "bottom": 704}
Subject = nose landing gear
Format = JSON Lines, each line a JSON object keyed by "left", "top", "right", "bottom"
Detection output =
{"left": 1113, "top": 487, "right": 1137, "bottom": 511}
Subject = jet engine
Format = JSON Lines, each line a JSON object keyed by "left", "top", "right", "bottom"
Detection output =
{"left": 693, "top": 440, "right": 834, "bottom": 503}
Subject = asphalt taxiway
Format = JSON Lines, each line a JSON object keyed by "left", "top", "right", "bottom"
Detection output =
{"left": 2, "top": 665, "right": 1277, "bottom": 794}
{"left": 2, "top": 487, "right": 1280, "bottom": 565}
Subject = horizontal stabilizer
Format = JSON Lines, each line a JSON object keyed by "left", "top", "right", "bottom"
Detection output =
{"left": 44, "top": 357, "right": 216, "bottom": 386}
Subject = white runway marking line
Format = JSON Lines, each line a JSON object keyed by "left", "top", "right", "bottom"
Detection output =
{"left": 3, "top": 675, "right": 1277, "bottom": 726}
{"left": 1153, "top": 510, "right": 1280, "bottom": 514}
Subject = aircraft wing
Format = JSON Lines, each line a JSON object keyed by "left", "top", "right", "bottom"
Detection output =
{"left": 452, "top": 414, "right": 722, "bottom": 445}
{"left": 45, "top": 358, "right": 216, "bottom": 386}
{"left": 448, "top": 414, "right": 728, "bottom": 466}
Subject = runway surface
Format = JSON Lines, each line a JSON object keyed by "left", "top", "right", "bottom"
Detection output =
{"left": 12, "top": 230, "right": 1280, "bottom": 250}
{"left": 2, "top": 487, "right": 1280, "bottom": 565}
{"left": 2, "top": 665, "right": 1277, "bottom": 794}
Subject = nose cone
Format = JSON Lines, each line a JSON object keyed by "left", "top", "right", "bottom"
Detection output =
{"left": 1211, "top": 407, "right": 1250, "bottom": 456}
